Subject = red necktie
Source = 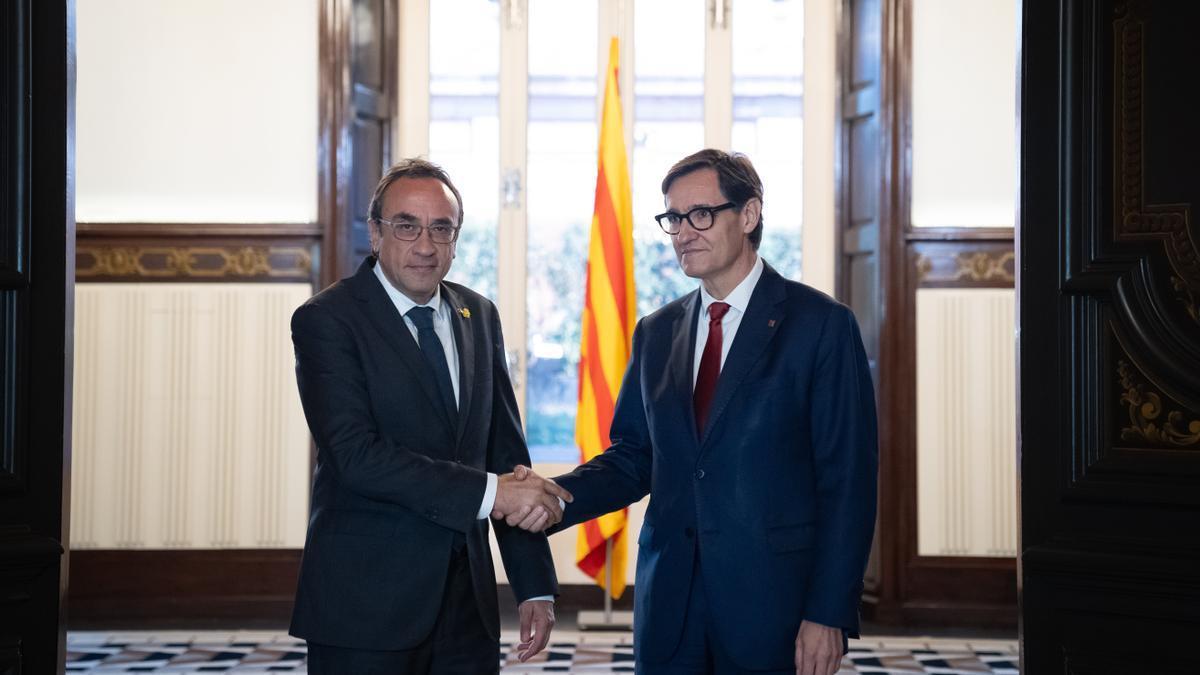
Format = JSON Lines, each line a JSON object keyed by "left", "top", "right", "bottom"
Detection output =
{"left": 694, "top": 301, "right": 731, "bottom": 433}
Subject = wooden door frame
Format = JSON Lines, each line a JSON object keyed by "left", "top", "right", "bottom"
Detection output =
{"left": 0, "top": 0, "right": 74, "bottom": 670}
{"left": 837, "top": 0, "right": 1017, "bottom": 627}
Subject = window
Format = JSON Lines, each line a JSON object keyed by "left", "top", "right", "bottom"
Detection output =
{"left": 406, "top": 0, "right": 805, "bottom": 462}
{"left": 525, "top": 0, "right": 598, "bottom": 461}
{"left": 430, "top": 0, "right": 500, "bottom": 299}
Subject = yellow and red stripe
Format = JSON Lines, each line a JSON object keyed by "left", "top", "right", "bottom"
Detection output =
{"left": 575, "top": 37, "right": 636, "bottom": 599}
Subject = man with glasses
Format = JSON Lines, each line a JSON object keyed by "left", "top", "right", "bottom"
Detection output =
{"left": 289, "top": 158, "right": 571, "bottom": 673}
{"left": 536, "top": 149, "right": 878, "bottom": 674}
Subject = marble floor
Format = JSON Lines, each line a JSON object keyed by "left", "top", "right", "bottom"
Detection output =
{"left": 66, "top": 630, "right": 1019, "bottom": 673}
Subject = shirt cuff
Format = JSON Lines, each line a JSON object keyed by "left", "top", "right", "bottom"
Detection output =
{"left": 521, "top": 595, "right": 555, "bottom": 604}
{"left": 477, "top": 472, "right": 498, "bottom": 520}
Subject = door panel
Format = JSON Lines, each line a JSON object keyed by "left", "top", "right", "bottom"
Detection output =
{"left": 1020, "top": 0, "right": 1200, "bottom": 668}
{"left": 0, "top": 0, "right": 72, "bottom": 672}
{"left": 322, "top": 0, "right": 395, "bottom": 284}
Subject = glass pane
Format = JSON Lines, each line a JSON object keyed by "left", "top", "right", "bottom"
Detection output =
{"left": 429, "top": 0, "right": 500, "bottom": 301}
{"left": 525, "top": 0, "right": 598, "bottom": 463}
{"left": 633, "top": 0, "right": 705, "bottom": 317}
{"left": 732, "top": 0, "right": 804, "bottom": 280}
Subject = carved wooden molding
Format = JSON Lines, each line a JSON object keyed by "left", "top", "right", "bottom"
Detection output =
{"left": 1114, "top": 1, "right": 1199, "bottom": 324}
{"left": 75, "top": 223, "right": 320, "bottom": 283}
{"left": 913, "top": 245, "right": 1015, "bottom": 288}
{"left": 76, "top": 244, "right": 314, "bottom": 282}
{"left": 1117, "top": 359, "right": 1200, "bottom": 448}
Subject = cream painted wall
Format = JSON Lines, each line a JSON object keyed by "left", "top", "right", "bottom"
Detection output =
{"left": 76, "top": 0, "right": 318, "bottom": 223}
{"left": 915, "top": 289, "right": 1017, "bottom": 556}
{"left": 71, "top": 284, "right": 313, "bottom": 549}
{"left": 910, "top": 0, "right": 1017, "bottom": 228}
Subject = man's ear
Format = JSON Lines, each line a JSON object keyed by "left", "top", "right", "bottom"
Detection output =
{"left": 367, "top": 221, "right": 381, "bottom": 256}
{"left": 741, "top": 198, "right": 762, "bottom": 234}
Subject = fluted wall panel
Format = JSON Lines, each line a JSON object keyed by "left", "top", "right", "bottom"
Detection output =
{"left": 70, "top": 283, "right": 313, "bottom": 549}
{"left": 916, "top": 288, "right": 1017, "bottom": 556}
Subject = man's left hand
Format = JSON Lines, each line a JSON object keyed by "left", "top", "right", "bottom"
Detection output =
{"left": 517, "top": 599, "right": 555, "bottom": 662}
{"left": 794, "top": 620, "right": 843, "bottom": 675}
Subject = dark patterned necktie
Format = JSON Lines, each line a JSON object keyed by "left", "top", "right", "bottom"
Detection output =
{"left": 693, "top": 301, "right": 731, "bottom": 433}
{"left": 406, "top": 306, "right": 458, "bottom": 422}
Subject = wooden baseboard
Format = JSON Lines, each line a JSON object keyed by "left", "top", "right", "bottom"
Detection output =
{"left": 66, "top": 549, "right": 635, "bottom": 629}
{"left": 862, "top": 597, "right": 1017, "bottom": 630}
{"left": 68, "top": 548, "right": 1011, "bottom": 631}
{"left": 67, "top": 549, "right": 301, "bottom": 629}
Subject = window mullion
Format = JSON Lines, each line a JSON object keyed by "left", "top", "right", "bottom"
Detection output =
{"left": 598, "top": 0, "right": 634, "bottom": 157}
{"left": 498, "top": 0, "right": 530, "bottom": 421}
{"left": 396, "top": 0, "right": 430, "bottom": 157}
{"left": 704, "top": 0, "right": 733, "bottom": 150}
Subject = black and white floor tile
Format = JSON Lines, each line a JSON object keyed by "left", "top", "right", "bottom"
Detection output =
{"left": 66, "top": 631, "right": 1018, "bottom": 673}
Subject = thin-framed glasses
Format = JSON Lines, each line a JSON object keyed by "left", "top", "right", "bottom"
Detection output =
{"left": 654, "top": 202, "right": 737, "bottom": 235}
{"left": 373, "top": 217, "right": 461, "bottom": 244}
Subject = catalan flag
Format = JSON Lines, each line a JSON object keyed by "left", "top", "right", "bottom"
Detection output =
{"left": 574, "top": 37, "right": 636, "bottom": 600}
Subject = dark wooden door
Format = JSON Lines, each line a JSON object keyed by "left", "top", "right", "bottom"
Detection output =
{"left": 1020, "top": 0, "right": 1200, "bottom": 669}
{"left": 0, "top": 1, "right": 73, "bottom": 672}
{"left": 837, "top": 0, "right": 885, "bottom": 386}
{"left": 837, "top": 0, "right": 906, "bottom": 622}
{"left": 321, "top": 0, "right": 395, "bottom": 285}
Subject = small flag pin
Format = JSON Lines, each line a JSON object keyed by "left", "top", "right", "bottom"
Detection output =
{"left": 768, "top": 319, "right": 776, "bottom": 328}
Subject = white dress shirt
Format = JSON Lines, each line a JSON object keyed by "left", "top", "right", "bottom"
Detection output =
{"left": 693, "top": 255, "right": 765, "bottom": 387}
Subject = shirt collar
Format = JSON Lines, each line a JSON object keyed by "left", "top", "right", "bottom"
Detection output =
{"left": 699, "top": 255, "right": 764, "bottom": 317}
{"left": 373, "top": 258, "right": 442, "bottom": 317}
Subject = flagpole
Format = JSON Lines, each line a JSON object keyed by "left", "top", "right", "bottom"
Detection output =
{"left": 604, "top": 539, "right": 613, "bottom": 622}
{"left": 576, "top": 535, "right": 633, "bottom": 631}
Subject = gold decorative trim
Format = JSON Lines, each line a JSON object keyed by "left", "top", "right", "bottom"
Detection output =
{"left": 954, "top": 251, "right": 1015, "bottom": 283}
{"left": 1117, "top": 359, "right": 1200, "bottom": 447}
{"left": 1114, "top": 2, "right": 1199, "bottom": 324}
{"left": 915, "top": 254, "right": 933, "bottom": 281}
{"left": 1171, "top": 275, "right": 1199, "bottom": 324}
{"left": 913, "top": 247, "right": 1015, "bottom": 287}
{"left": 76, "top": 245, "right": 313, "bottom": 281}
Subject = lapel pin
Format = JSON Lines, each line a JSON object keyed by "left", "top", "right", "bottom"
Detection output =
{"left": 768, "top": 319, "right": 776, "bottom": 328}
{"left": 458, "top": 307, "right": 471, "bottom": 319}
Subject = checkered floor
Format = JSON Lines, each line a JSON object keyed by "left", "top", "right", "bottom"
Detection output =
{"left": 66, "top": 631, "right": 1019, "bottom": 673}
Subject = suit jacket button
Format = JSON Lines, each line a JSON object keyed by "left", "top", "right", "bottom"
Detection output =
{"left": 684, "top": 527, "right": 695, "bottom": 538}
{"left": 694, "top": 469, "right": 705, "bottom": 480}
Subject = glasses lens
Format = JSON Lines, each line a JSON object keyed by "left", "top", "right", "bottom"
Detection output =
{"left": 690, "top": 208, "right": 713, "bottom": 229}
{"left": 430, "top": 227, "right": 456, "bottom": 244}
{"left": 390, "top": 223, "right": 417, "bottom": 240}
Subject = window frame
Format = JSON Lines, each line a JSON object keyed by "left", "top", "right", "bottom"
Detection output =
{"left": 396, "top": 0, "right": 753, "bottom": 425}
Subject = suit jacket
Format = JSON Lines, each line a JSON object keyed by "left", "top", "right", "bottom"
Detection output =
{"left": 552, "top": 262, "right": 877, "bottom": 670}
{"left": 289, "top": 257, "right": 557, "bottom": 650}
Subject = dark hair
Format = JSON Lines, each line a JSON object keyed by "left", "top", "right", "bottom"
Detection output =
{"left": 368, "top": 157, "right": 465, "bottom": 227}
{"left": 661, "top": 149, "right": 764, "bottom": 249}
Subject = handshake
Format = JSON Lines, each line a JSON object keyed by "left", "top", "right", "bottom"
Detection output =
{"left": 491, "top": 465, "right": 574, "bottom": 533}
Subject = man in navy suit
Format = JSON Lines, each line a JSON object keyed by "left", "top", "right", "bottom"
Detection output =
{"left": 289, "top": 159, "right": 573, "bottom": 673}
{"left": 541, "top": 149, "right": 878, "bottom": 674}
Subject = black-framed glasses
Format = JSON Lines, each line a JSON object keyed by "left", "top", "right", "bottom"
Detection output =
{"left": 372, "top": 217, "right": 461, "bottom": 244}
{"left": 654, "top": 202, "right": 737, "bottom": 235}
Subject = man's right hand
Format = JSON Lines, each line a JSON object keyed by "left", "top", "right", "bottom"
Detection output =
{"left": 491, "top": 466, "right": 573, "bottom": 532}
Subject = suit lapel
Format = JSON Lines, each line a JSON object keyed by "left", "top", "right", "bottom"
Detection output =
{"left": 441, "top": 284, "right": 475, "bottom": 450}
{"left": 698, "top": 263, "right": 787, "bottom": 447}
{"left": 668, "top": 291, "right": 703, "bottom": 450}
{"left": 349, "top": 258, "right": 455, "bottom": 432}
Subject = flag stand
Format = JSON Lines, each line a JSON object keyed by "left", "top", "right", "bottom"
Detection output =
{"left": 576, "top": 539, "right": 634, "bottom": 630}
